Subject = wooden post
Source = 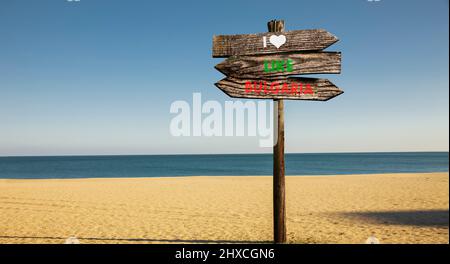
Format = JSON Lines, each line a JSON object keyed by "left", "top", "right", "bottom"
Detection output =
{"left": 268, "top": 19, "right": 286, "bottom": 244}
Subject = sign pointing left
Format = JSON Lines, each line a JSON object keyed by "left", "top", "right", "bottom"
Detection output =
{"left": 215, "top": 52, "right": 341, "bottom": 79}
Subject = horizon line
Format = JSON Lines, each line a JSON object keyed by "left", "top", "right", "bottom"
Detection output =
{"left": 0, "top": 150, "right": 448, "bottom": 158}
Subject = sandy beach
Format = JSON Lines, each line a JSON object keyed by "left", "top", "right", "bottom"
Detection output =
{"left": 0, "top": 172, "right": 448, "bottom": 244}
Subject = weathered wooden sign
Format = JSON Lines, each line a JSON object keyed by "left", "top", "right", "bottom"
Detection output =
{"left": 213, "top": 26, "right": 343, "bottom": 101}
{"left": 212, "top": 20, "right": 344, "bottom": 244}
{"left": 215, "top": 52, "right": 341, "bottom": 79}
{"left": 212, "top": 29, "right": 338, "bottom": 57}
{"left": 215, "top": 77, "right": 343, "bottom": 101}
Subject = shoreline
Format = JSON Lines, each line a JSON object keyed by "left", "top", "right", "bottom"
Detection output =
{"left": 1, "top": 171, "right": 449, "bottom": 181}
{"left": 0, "top": 172, "right": 448, "bottom": 244}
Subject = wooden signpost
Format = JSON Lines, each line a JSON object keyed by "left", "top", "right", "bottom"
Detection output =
{"left": 212, "top": 20, "right": 343, "bottom": 243}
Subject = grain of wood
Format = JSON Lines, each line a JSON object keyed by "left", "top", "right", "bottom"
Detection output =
{"left": 212, "top": 29, "right": 338, "bottom": 57}
{"left": 269, "top": 19, "right": 287, "bottom": 245}
{"left": 215, "top": 52, "right": 341, "bottom": 78}
{"left": 215, "top": 77, "right": 343, "bottom": 101}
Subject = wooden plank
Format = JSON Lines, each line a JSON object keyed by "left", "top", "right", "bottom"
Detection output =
{"left": 215, "top": 77, "right": 343, "bottom": 101}
{"left": 215, "top": 52, "right": 341, "bottom": 79}
{"left": 212, "top": 29, "right": 338, "bottom": 58}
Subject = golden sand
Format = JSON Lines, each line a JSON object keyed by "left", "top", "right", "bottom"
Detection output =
{"left": 0, "top": 173, "right": 448, "bottom": 244}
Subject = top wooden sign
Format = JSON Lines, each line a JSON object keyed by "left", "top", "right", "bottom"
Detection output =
{"left": 212, "top": 29, "right": 338, "bottom": 58}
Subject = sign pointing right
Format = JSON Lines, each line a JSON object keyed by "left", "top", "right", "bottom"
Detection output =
{"left": 215, "top": 77, "right": 343, "bottom": 101}
{"left": 213, "top": 29, "right": 339, "bottom": 58}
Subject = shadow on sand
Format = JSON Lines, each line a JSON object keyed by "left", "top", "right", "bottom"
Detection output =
{"left": 339, "top": 209, "right": 449, "bottom": 227}
{"left": 0, "top": 235, "right": 270, "bottom": 244}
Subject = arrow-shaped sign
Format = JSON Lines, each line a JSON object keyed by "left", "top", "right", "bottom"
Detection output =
{"left": 215, "top": 77, "right": 343, "bottom": 101}
{"left": 212, "top": 29, "right": 338, "bottom": 58}
{"left": 215, "top": 52, "right": 341, "bottom": 79}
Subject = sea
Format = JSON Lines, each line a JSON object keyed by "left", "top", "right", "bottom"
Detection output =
{"left": 0, "top": 152, "right": 447, "bottom": 179}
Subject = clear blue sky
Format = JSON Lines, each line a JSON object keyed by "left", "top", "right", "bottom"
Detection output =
{"left": 0, "top": 0, "right": 448, "bottom": 156}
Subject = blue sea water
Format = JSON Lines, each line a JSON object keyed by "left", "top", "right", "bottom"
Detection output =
{"left": 0, "top": 152, "right": 447, "bottom": 179}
